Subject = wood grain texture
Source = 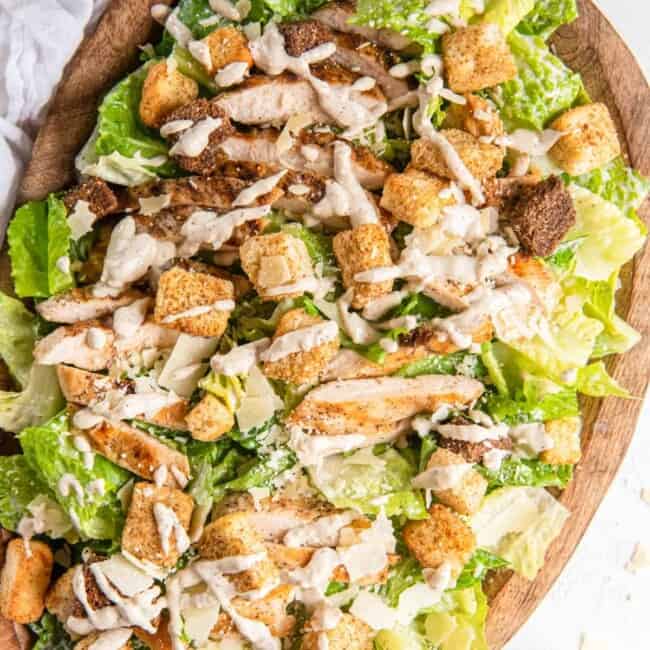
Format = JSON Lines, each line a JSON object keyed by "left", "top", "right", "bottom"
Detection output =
{"left": 10, "top": 0, "right": 650, "bottom": 648}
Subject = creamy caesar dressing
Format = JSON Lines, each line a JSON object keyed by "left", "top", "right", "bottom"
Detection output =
{"left": 493, "top": 129, "right": 564, "bottom": 156}
{"left": 164, "top": 8, "right": 193, "bottom": 47}
{"left": 161, "top": 299, "right": 236, "bottom": 323}
{"left": 58, "top": 474, "right": 85, "bottom": 501}
{"left": 361, "top": 290, "right": 409, "bottom": 321}
{"left": 211, "top": 338, "right": 271, "bottom": 376}
{"left": 283, "top": 511, "right": 359, "bottom": 548}
{"left": 337, "top": 289, "right": 380, "bottom": 345}
{"left": 509, "top": 423, "right": 555, "bottom": 458}
{"left": 262, "top": 275, "right": 333, "bottom": 299}
{"left": 112, "top": 297, "right": 151, "bottom": 339}
{"left": 411, "top": 463, "right": 474, "bottom": 490}
{"left": 233, "top": 170, "right": 287, "bottom": 207}
{"left": 86, "top": 327, "right": 108, "bottom": 350}
{"left": 289, "top": 426, "right": 370, "bottom": 467}
{"left": 153, "top": 503, "right": 191, "bottom": 555}
{"left": 209, "top": 0, "right": 244, "bottom": 21}
{"left": 169, "top": 117, "right": 223, "bottom": 157}
{"left": 482, "top": 447, "right": 511, "bottom": 471}
{"left": 56, "top": 255, "right": 71, "bottom": 274}
{"left": 260, "top": 321, "right": 339, "bottom": 363}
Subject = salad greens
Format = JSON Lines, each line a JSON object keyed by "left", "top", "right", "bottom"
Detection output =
{"left": 517, "top": 0, "right": 578, "bottom": 39}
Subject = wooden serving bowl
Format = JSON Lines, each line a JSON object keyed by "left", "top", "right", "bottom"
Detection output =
{"left": 5, "top": 1, "right": 650, "bottom": 647}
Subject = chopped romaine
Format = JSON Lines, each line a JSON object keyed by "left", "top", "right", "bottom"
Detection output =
{"left": 480, "top": 0, "right": 536, "bottom": 35}
{"left": 0, "top": 456, "right": 51, "bottom": 531}
{"left": 396, "top": 352, "right": 486, "bottom": 379}
{"left": 476, "top": 458, "right": 573, "bottom": 490}
{"left": 517, "top": 0, "right": 578, "bottom": 39}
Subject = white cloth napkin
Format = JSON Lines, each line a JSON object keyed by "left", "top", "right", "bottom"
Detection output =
{"left": 0, "top": 0, "right": 110, "bottom": 234}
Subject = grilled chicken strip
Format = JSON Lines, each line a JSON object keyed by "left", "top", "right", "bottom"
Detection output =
{"left": 57, "top": 365, "right": 189, "bottom": 430}
{"left": 313, "top": 1, "right": 413, "bottom": 51}
{"left": 278, "top": 20, "right": 408, "bottom": 99}
{"left": 288, "top": 375, "right": 484, "bottom": 435}
{"left": 36, "top": 287, "right": 145, "bottom": 324}
{"left": 215, "top": 62, "right": 387, "bottom": 127}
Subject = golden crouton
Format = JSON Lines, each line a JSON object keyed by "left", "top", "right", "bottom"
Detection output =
{"left": 139, "top": 60, "right": 199, "bottom": 128}
{"left": 540, "top": 417, "right": 582, "bottom": 466}
{"left": 411, "top": 129, "right": 504, "bottom": 181}
{"left": 201, "top": 26, "right": 253, "bottom": 76}
{"left": 332, "top": 224, "right": 393, "bottom": 309}
{"left": 380, "top": 169, "right": 456, "bottom": 228}
{"left": 187, "top": 393, "right": 234, "bottom": 441}
{"left": 442, "top": 23, "right": 517, "bottom": 93}
{"left": 403, "top": 504, "right": 476, "bottom": 574}
{"left": 444, "top": 94, "right": 504, "bottom": 139}
{"left": 240, "top": 233, "right": 314, "bottom": 302}
{"left": 74, "top": 632, "right": 132, "bottom": 649}
{"left": 199, "top": 513, "right": 279, "bottom": 593}
{"left": 425, "top": 448, "right": 487, "bottom": 516}
{"left": 0, "top": 540, "right": 53, "bottom": 624}
{"left": 302, "top": 613, "right": 374, "bottom": 650}
{"left": 263, "top": 308, "right": 340, "bottom": 385}
{"left": 549, "top": 103, "right": 621, "bottom": 176}
{"left": 121, "top": 483, "right": 194, "bottom": 568}
{"left": 80, "top": 419, "right": 190, "bottom": 488}
{"left": 154, "top": 265, "right": 235, "bottom": 338}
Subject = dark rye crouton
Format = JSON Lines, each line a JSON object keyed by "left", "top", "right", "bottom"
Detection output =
{"left": 63, "top": 177, "right": 119, "bottom": 218}
{"left": 279, "top": 20, "right": 333, "bottom": 56}
{"left": 162, "top": 99, "right": 234, "bottom": 176}
{"left": 506, "top": 175, "right": 576, "bottom": 257}
{"left": 438, "top": 434, "right": 513, "bottom": 464}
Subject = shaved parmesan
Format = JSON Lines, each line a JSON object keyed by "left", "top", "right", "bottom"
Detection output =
{"left": 94, "top": 554, "right": 154, "bottom": 597}
{"left": 349, "top": 591, "right": 397, "bottom": 630}
{"left": 158, "top": 334, "right": 218, "bottom": 397}
{"left": 183, "top": 604, "right": 222, "bottom": 645}
{"left": 138, "top": 194, "right": 171, "bottom": 215}
{"left": 68, "top": 200, "right": 96, "bottom": 241}
{"left": 235, "top": 365, "right": 282, "bottom": 431}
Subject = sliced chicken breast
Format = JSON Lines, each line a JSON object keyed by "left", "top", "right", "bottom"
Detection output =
{"left": 36, "top": 287, "right": 145, "bottom": 324}
{"left": 287, "top": 375, "right": 484, "bottom": 435}
{"left": 78, "top": 418, "right": 190, "bottom": 487}
{"left": 57, "top": 365, "right": 189, "bottom": 430}
{"left": 113, "top": 320, "right": 180, "bottom": 356}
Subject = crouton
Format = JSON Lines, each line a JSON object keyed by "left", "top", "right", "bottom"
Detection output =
{"left": 549, "top": 103, "right": 621, "bottom": 176}
{"left": 187, "top": 393, "right": 234, "bottom": 441}
{"left": 201, "top": 26, "right": 253, "bottom": 76}
{"left": 263, "top": 308, "right": 340, "bottom": 385}
{"left": 540, "top": 417, "right": 582, "bottom": 466}
{"left": 482, "top": 173, "right": 541, "bottom": 210}
{"left": 0, "top": 540, "right": 53, "bottom": 624}
{"left": 444, "top": 94, "right": 504, "bottom": 139}
{"left": 411, "top": 129, "right": 504, "bottom": 181}
{"left": 438, "top": 430, "right": 513, "bottom": 464}
{"left": 442, "top": 23, "right": 517, "bottom": 93}
{"left": 154, "top": 265, "right": 235, "bottom": 337}
{"left": 199, "top": 513, "right": 279, "bottom": 593}
{"left": 424, "top": 448, "right": 488, "bottom": 516}
{"left": 505, "top": 175, "right": 576, "bottom": 257}
{"left": 240, "top": 233, "right": 314, "bottom": 302}
{"left": 80, "top": 419, "right": 190, "bottom": 487}
{"left": 302, "top": 613, "right": 374, "bottom": 650}
{"left": 121, "top": 482, "right": 194, "bottom": 568}
{"left": 0, "top": 615, "right": 30, "bottom": 650}
{"left": 162, "top": 100, "right": 234, "bottom": 175}
{"left": 63, "top": 178, "right": 119, "bottom": 219}
{"left": 74, "top": 631, "right": 133, "bottom": 649}
{"left": 139, "top": 60, "right": 199, "bottom": 128}
{"left": 402, "top": 504, "right": 476, "bottom": 574}
{"left": 380, "top": 169, "right": 456, "bottom": 228}
{"left": 333, "top": 224, "right": 393, "bottom": 309}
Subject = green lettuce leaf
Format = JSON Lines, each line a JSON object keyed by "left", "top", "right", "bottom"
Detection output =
{"left": 30, "top": 612, "right": 74, "bottom": 650}
{"left": 395, "top": 351, "right": 486, "bottom": 379}
{"left": 476, "top": 457, "right": 573, "bottom": 490}
{"left": 280, "top": 223, "right": 336, "bottom": 274}
{"left": 7, "top": 196, "right": 75, "bottom": 299}
{"left": 566, "top": 185, "right": 646, "bottom": 281}
{"left": 20, "top": 412, "right": 131, "bottom": 541}
{"left": 94, "top": 63, "right": 178, "bottom": 179}
{"left": 0, "top": 291, "right": 39, "bottom": 387}
{"left": 480, "top": 0, "right": 536, "bottom": 34}
{"left": 308, "top": 447, "right": 427, "bottom": 519}
{"left": 576, "top": 361, "right": 630, "bottom": 398}
{"left": 517, "top": 0, "right": 578, "bottom": 39}
{"left": 471, "top": 486, "right": 569, "bottom": 579}
{"left": 171, "top": 45, "right": 219, "bottom": 93}
{"left": 380, "top": 557, "right": 424, "bottom": 608}
{"left": 483, "top": 388, "right": 579, "bottom": 424}
{"left": 0, "top": 456, "right": 50, "bottom": 531}
{"left": 454, "top": 549, "right": 509, "bottom": 590}
{"left": 492, "top": 31, "right": 581, "bottom": 129}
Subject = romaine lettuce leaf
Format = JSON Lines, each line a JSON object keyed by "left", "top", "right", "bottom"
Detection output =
{"left": 0, "top": 456, "right": 50, "bottom": 531}
{"left": 576, "top": 361, "right": 630, "bottom": 398}
{"left": 454, "top": 549, "right": 509, "bottom": 590}
{"left": 94, "top": 63, "right": 178, "bottom": 179}
{"left": 492, "top": 31, "right": 581, "bottom": 129}
{"left": 483, "top": 388, "right": 579, "bottom": 424}
{"left": 280, "top": 223, "right": 336, "bottom": 274}
{"left": 471, "top": 486, "right": 569, "bottom": 579}
{"left": 30, "top": 612, "right": 75, "bottom": 650}
{"left": 395, "top": 351, "right": 486, "bottom": 379}
{"left": 566, "top": 185, "right": 646, "bottom": 281}
{"left": 7, "top": 195, "right": 75, "bottom": 299}
{"left": 480, "top": 0, "right": 536, "bottom": 35}
{"left": 517, "top": 0, "right": 578, "bottom": 39}
{"left": 0, "top": 291, "right": 39, "bottom": 388}
{"left": 476, "top": 457, "right": 573, "bottom": 490}
{"left": 20, "top": 412, "right": 131, "bottom": 541}
{"left": 308, "top": 447, "right": 427, "bottom": 519}
{"left": 171, "top": 45, "right": 219, "bottom": 93}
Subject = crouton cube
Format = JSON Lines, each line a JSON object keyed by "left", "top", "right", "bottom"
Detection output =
{"left": 402, "top": 504, "right": 476, "bottom": 574}
{"left": 380, "top": 169, "right": 456, "bottom": 228}
{"left": 442, "top": 23, "right": 517, "bottom": 93}
{"left": 263, "top": 308, "right": 340, "bottom": 385}
{"left": 549, "top": 103, "right": 621, "bottom": 176}
{"left": 199, "top": 513, "right": 279, "bottom": 593}
{"left": 444, "top": 94, "right": 504, "bottom": 139}
{"left": 154, "top": 265, "right": 235, "bottom": 338}
{"left": 505, "top": 175, "right": 576, "bottom": 257}
{"left": 162, "top": 99, "right": 234, "bottom": 175}
{"left": 63, "top": 178, "right": 119, "bottom": 219}
{"left": 333, "top": 224, "right": 393, "bottom": 309}
{"left": 540, "top": 417, "right": 582, "bottom": 466}
{"left": 240, "top": 233, "right": 314, "bottom": 302}
{"left": 0, "top": 539, "right": 53, "bottom": 624}
{"left": 121, "top": 482, "right": 194, "bottom": 568}
{"left": 187, "top": 393, "right": 234, "bottom": 441}
{"left": 201, "top": 26, "right": 253, "bottom": 76}
{"left": 424, "top": 448, "right": 487, "bottom": 516}
{"left": 302, "top": 613, "right": 374, "bottom": 650}
{"left": 411, "top": 129, "right": 504, "bottom": 181}
{"left": 139, "top": 61, "right": 199, "bottom": 128}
